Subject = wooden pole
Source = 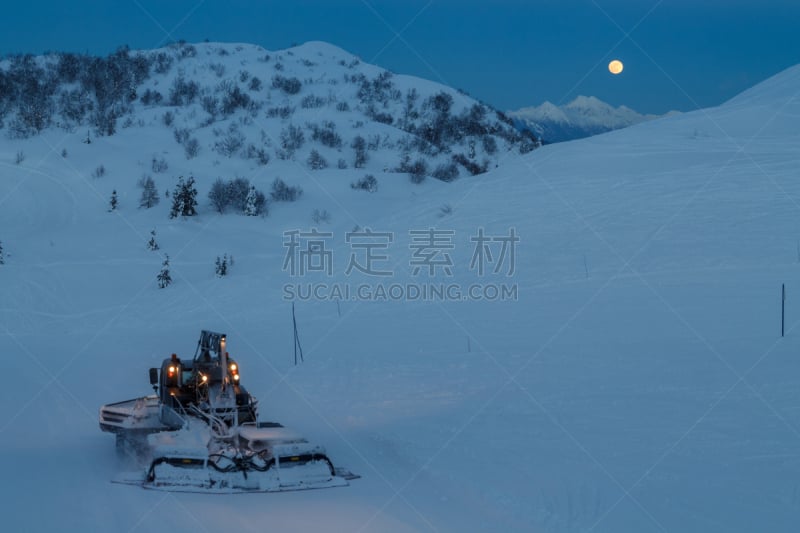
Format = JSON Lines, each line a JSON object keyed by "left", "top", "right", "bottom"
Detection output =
{"left": 293, "top": 302, "right": 298, "bottom": 365}
{"left": 782, "top": 283, "right": 785, "bottom": 337}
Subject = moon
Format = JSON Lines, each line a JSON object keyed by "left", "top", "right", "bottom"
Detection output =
{"left": 608, "top": 60, "right": 624, "bottom": 75}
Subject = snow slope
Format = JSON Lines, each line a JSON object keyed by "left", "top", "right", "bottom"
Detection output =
{"left": 0, "top": 40, "right": 533, "bottom": 185}
{"left": 2, "top": 47, "right": 800, "bottom": 532}
{"left": 510, "top": 96, "right": 664, "bottom": 143}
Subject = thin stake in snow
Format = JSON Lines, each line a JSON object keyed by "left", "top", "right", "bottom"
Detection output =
{"left": 292, "top": 302, "right": 304, "bottom": 365}
{"left": 782, "top": 283, "right": 786, "bottom": 337}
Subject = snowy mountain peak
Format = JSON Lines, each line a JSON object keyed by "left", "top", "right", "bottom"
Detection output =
{"left": 514, "top": 101, "right": 569, "bottom": 124}
{"left": 564, "top": 95, "right": 606, "bottom": 109}
{"left": 509, "top": 95, "right": 666, "bottom": 143}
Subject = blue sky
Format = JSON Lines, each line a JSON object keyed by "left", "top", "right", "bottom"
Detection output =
{"left": 1, "top": 0, "right": 797, "bottom": 114}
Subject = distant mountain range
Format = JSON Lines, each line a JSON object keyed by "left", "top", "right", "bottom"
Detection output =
{"left": 509, "top": 96, "right": 674, "bottom": 143}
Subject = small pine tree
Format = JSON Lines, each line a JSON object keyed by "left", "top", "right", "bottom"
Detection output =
{"left": 157, "top": 255, "right": 171, "bottom": 288}
{"left": 109, "top": 190, "right": 118, "bottom": 212}
{"left": 183, "top": 176, "right": 198, "bottom": 216}
{"left": 215, "top": 254, "right": 228, "bottom": 277}
{"left": 244, "top": 185, "right": 258, "bottom": 216}
{"left": 0, "top": 241, "right": 4, "bottom": 265}
{"left": 169, "top": 176, "right": 198, "bottom": 218}
{"left": 147, "top": 229, "right": 160, "bottom": 251}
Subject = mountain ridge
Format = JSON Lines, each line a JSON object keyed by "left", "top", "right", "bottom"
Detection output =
{"left": 0, "top": 40, "right": 538, "bottom": 185}
{"left": 509, "top": 95, "right": 670, "bottom": 143}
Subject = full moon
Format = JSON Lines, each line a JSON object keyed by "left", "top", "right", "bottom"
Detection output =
{"left": 608, "top": 60, "right": 624, "bottom": 75}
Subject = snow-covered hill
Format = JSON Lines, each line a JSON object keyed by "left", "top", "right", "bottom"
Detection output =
{"left": 2, "top": 42, "right": 800, "bottom": 532}
{"left": 0, "top": 41, "right": 536, "bottom": 188}
{"left": 509, "top": 95, "right": 665, "bottom": 143}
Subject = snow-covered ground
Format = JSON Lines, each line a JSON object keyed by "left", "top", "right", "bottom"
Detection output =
{"left": 2, "top": 45, "right": 800, "bottom": 531}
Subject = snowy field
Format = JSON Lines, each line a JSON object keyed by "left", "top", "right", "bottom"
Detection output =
{"left": 2, "top": 49, "right": 800, "bottom": 531}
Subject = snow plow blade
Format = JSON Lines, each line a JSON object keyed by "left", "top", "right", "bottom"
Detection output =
{"left": 114, "top": 455, "right": 349, "bottom": 493}
{"left": 113, "top": 425, "right": 351, "bottom": 493}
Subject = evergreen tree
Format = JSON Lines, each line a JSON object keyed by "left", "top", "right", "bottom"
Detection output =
{"left": 169, "top": 176, "right": 198, "bottom": 218}
{"left": 185, "top": 176, "right": 198, "bottom": 215}
{"left": 0, "top": 241, "right": 4, "bottom": 265}
{"left": 147, "top": 229, "right": 159, "bottom": 251}
{"left": 215, "top": 254, "right": 228, "bottom": 277}
{"left": 244, "top": 185, "right": 258, "bottom": 216}
{"left": 157, "top": 255, "right": 171, "bottom": 288}
{"left": 138, "top": 175, "right": 159, "bottom": 208}
{"left": 109, "top": 190, "right": 118, "bottom": 212}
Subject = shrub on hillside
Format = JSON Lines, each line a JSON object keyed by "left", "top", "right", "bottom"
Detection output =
{"left": 208, "top": 177, "right": 267, "bottom": 215}
{"left": 272, "top": 75, "right": 302, "bottom": 95}
{"left": 432, "top": 162, "right": 459, "bottom": 182}
{"left": 270, "top": 178, "right": 302, "bottom": 202}
{"left": 351, "top": 174, "right": 378, "bottom": 193}
{"left": 307, "top": 149, "right": 328, "bottom": 170}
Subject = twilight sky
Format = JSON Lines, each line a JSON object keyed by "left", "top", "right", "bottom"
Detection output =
{"left": 0, "top": 0, "right": 797, "bottom": 114}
